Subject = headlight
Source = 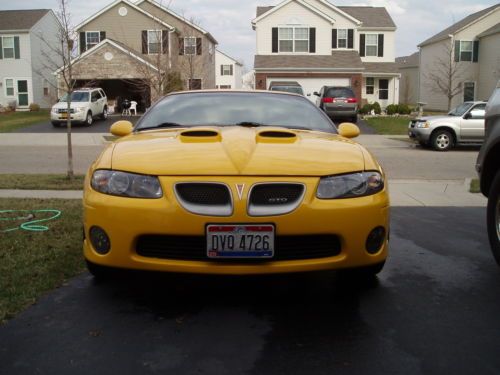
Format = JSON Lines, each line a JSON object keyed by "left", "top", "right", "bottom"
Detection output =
{"left": 51, "top": 108, "right": 58, "bottom": 114}
{"left": 316, "top": 172, "right": 384, "bottom": 199}
{"left": 416, "top": 121, "right": 430, "bottom": 128}
{"left": 74, "top": 107, "right": 84, "bottom": 113}
{"left": 91, "top": 170, "right": 163, "bottom": 198}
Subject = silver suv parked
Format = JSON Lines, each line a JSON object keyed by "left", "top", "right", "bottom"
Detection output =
{"left": 476, "top": 80, "right": 500, "bottom": 266}
{"left": 408, "top": 101, "right": 487, "bottom": 151}
{"left": 314, "top": 86, "right": 358, "bottom": 123}
{"left": 51, "top": 88, "right": 108, "bottom": 127}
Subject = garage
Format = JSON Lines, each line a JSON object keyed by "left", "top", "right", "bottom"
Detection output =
{"left": 267, "top": 77, "right": 351, "bottom": 102}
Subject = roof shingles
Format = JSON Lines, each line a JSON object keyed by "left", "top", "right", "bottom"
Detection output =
{"left": 254, "top": 51, "right": 364, "bottom": 70}
{"left": 0, "top": 9, "right": 50, "bottom": 31}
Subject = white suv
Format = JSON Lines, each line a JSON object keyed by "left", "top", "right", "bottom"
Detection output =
{"left": 51, "top": 88, "right": 108, "bottom": 127}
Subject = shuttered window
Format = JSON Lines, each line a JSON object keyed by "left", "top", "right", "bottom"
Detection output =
{"left": 1, "top": 36, "right": 15, "bottom": 59}
{"left": 85, "top": 31, "right": 100, "bottom": 50}
{"left": 278, "top": 27, "right": 309, "bottom": 53}
{"left": 221, "top": 64, "right": 233, "bottom": 76}
{"left": 184, "top": 37, "right": 197, "bottom": 55}
{"left": 459, "top": 41, "right": 473, "bottom": 62}
{"left": 365, "top": 34, "right": 378, "bottom": 56}
{"left": 147, "top": 30, "right": 161, "bottom": 54}
{"left": 337, "top": 29, "right": 347, "bottom": 48}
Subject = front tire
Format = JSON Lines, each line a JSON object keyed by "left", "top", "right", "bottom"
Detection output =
{"left": 51, "top": 121, "right": 60, "bottom": 127}
{"left": 100, "top": 106, "right": 108, "bottom": 120}
{"left": 487, "top": 171, "right": 500, "bottom": 266}
{"left": 431, "top": 129, "right": 454, "bottom": 151}
{"left": 86, "top": 259, "right": 113, "bottom": 280}
{"left": 85, "top": 111, "right": 93, "bottom": 126}
{"left": 340, "top": 261, "right": 386, "bottom": 280}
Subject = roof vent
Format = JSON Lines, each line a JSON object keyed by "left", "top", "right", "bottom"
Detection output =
{"left": 256, "top": 128, "right": 298, "bottom": 143}
{"left": 180, "top": 128, "right": 221, "bottom": 142}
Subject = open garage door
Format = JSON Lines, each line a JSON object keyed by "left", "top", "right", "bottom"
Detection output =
{"left": 268, "top": 78, "right": 351, "bottom": 102}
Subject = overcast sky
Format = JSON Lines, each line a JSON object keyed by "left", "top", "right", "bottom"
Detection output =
{"left": 1, "top": 0, "right": 498, "bottom": 69}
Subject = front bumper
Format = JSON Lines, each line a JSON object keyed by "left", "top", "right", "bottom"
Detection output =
{"left": 408, "top": 127, "right": 431, "bottom": 143}
{"left": 83, "top": 176, "right": 390, "bottom": 275}
{"left": 50, "top": 112, "right": 86, "bottom": 123}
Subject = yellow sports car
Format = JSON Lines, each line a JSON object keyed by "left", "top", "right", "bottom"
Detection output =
{"left": 83, "top": 90, "right": 389, "bottom": 278}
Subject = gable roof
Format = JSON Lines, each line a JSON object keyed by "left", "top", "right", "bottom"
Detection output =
{"left": 136, "top": 0, "right": 218, "bottom": 44}
{"left": 0, "top": 9, "right": 50, "bottom": 31}
{"left": 338, "top": 6, "right": 396, "bottom": 28}
{"left": 252, "top": 0, "right": 338, "bottom": 25}
{"left": 254, "top": 51, "right": 364, "bottom": 71}
{"left": 55, "top": 38, "right": 159, "bottom": 74}
{"left": 419, "top": 3, "right": 500, "bottom": 47}
{"left": 477, "top": 22, "right": 500, "bottom": 38}
{"left": 74, "top": 0, "right": 175, "bottom": 32}
{"left": 216, "top": 49, "right": 243, "bottom": 66}
{"left": 256, "top": 6, "right": 274, "bottom": 17}
{"left": 396, "top": 52, "right": 419, "bottom": 68}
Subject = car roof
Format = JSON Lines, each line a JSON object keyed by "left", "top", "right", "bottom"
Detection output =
{"left": 166, "top": 89, "right": 305, "bottom": 98}
{"left": 74, "top": 88, "right": 103, "bottom": 91}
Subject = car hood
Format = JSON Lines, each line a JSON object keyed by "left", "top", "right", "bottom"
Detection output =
{"left": 415, "top": 115, "right": 456, "bottom": 122}
{"left": 109, "top": 126, "right": 369, "bottom": 176}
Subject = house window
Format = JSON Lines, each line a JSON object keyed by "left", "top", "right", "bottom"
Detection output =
{"left": 148, "top": 30, "right": 161, "bottom": 54}
{"left": 85, "top": 31, "right": 100, "bottom": 49}
{"left": 459, "top": 41, "right": 473, "bottom": 62}
{"left": 5, "top": 79, "right": 14, "bottom": 96}
{"left": 208, "top": 43, "right": 214, "bottom": 55}
{"left": 43, "top": 79, "right": 49, "bottom": 96}
{"left": 379, "top": 79, "right": 389, "bottom": 100}
{"left": 184, "top": 37, "right": 197, "bottom": 55}
{"left": 221, "top": 65, "right": 232, "bottom": 76}
{"left": 337, "top": 29, "right": 347, "bottom": 48}
{"left": 188, "top": 78, "right": 202, "bottom": 90}
{"left": 2, "top": 36, "right": 15, "bottom": 59}
{"left": 279, "top": 27, "right": 309, "bottom": 53}
{"left": 366, "top": 77, "right": 374, "bottom": 95}
{"left": 365, "top": 34, "right": 378, "bottom": 57}
{"left": 464, "top": 82, "right": 475, "bottom": 101}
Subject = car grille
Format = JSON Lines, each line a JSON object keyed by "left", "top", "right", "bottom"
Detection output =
{"left": 248, "top": 183, "right": 305, "bottom": 216}
{"left": 58, "top": 108, "right": 75, "bottom": 114}
{"left": 174, "top": 183, "right": 232, "bottom": 216}
{"left": 136, "top": 234, "right": 341, "bottom": 261}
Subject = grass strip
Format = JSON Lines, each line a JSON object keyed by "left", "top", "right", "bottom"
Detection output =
{"left": 469, "top": 178, "right": 480, "bottom": 194}
{"left": 0, "top": 174, "right": 85, "bottom": 190}
{"left": 364, "top": 117, "right": 411, "bottom": 135}
{"left": 0, "top": 110, "right": 50, "bottom": 133}
{"left": 0, "top": 198, "right": 84, "bottom": 323}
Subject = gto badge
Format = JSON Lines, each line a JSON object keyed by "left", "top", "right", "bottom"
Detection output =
{"left": 236, "top": 184, "right": 245, "bottom": 200}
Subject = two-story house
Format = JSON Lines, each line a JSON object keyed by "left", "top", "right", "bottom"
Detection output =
{"left": 57, "top": 0, "right": 217, "bottom": 111}
{"left": 418, "top": 3, "right": 500, "bottom": 111}
{"left": 215, "top": 50, "right": 243, "bottom": 89}
{"left": 252, "top": 0, "right": 400, "bottom": 107}
{"left": 0, "top": 9, "right": 61, "bottom": 109}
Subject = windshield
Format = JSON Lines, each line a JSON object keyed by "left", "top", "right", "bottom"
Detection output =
{"left": 448, "top": 102, "right": 473, "bottom": 116}
{"left": 270, "top": 86, "right": 304, "bottom": 95}
{"left": 59, "top": 92, "right": 90, "bottom": 102}
{"left": 136, "top": 92, "right": 336, "bottom": 133}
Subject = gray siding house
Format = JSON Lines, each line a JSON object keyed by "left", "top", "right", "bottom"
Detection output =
{"left": 396, "top": 52, "right": 419, "bottom": 105}
{"left": 0, "top": 9, "right": 61, "bottom": 109}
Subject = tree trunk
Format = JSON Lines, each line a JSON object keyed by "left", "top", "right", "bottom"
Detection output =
{"left": 66, "top": 98, "right": 74, "bottom": 180}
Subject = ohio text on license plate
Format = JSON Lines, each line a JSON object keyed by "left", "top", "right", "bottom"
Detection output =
{"left": 206, "top": 224, "right": 274, "bottom": 258}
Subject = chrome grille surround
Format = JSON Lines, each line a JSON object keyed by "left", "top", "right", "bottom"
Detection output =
{"left": 174, "top": 182, "right": 233, "bottom": 217}
{"left": 247, "top": 182, "right": 306, "bottom": 217}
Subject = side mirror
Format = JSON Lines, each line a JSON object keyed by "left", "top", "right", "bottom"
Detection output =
{"left": 313, "top": 92, "right": 320, "bottom": 96}
{"left": 338, "top": 122, "right": 360, "bottom": 138}
{"left": 110, "top": 120, "right": 133, "bottom": 137}
{"left": 464, "top": 112, "right": 472, "bottom": 119}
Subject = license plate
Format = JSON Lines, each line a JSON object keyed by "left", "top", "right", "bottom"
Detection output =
{"left": 206, "top": 224, "right": 274, "bottom": 258}
{"left": 60, "top": 114, "right": 68, "bottom": 119}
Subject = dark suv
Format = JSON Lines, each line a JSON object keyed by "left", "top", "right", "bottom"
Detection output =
{"left": 476, "top": 80, "right": 500, "bottom": 265}
{"left": 314, "top": 86, "right": 358, "bottom": 123}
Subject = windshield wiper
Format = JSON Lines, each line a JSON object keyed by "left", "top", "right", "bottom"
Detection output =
{"left": 137, "top": 122, "right": 185, "bottom": 131}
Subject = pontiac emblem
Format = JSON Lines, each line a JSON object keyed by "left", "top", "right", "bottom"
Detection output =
{"left": 236, "top": 184, "right": 245, "bottom": 200}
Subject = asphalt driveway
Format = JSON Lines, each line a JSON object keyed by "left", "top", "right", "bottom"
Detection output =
{"left": 15, "top": 115, "right": 140, "bottom": 133}
{"left": 1, "top": 207, "right": 499, "bottom": 375}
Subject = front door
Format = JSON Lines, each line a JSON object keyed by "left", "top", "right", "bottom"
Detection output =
{"left": 17, "top": 80, "right": 29, "bottom": 107}
{"left": 460, "top": 103, "right": 486, "bottom": 141}
{"left": 378, "top": 79, "right": 389, "bottom": 107}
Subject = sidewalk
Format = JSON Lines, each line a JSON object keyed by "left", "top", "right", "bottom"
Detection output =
{"left": 0, "top": 180, "right": 486, "bottom": 207}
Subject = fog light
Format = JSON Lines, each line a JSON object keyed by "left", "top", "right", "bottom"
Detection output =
{"left": 366, "top": 226, "right": 386, "bottom": 254}
{"left": 89, "top": 226, "right": 111, "bottom": 254}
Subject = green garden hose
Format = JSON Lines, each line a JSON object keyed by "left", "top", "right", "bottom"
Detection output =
{"left": 0, "top": 210, "right": 62, "bottom": 233}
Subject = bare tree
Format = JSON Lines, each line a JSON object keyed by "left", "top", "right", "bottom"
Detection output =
{"left": 402, "top": 74, "right": 411, "bottom": 104}
{"left": 424, "top": 41, "right": 468, "bottom": 111}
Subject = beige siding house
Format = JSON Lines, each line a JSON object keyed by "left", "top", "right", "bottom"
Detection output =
{"left": 57, "top": 0, "right": 217, "bottom": 112}
{"left": 418, "top": 4, "right": 500, "bottom": 111}
{"left": 396, "top": 52, "right": 419, "bottom": 105}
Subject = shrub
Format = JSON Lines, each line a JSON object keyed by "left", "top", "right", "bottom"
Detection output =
{"left": 29, "top": 103, "right": 40, "bottom": 111}
{"left": 372, "top": 102, "right": 381, "bottom": 115}
{"left": 386, "top": 104, "right": 398, "bottom": 115}
{"left": 397, "top": 104, "right": 411, "bottom": 115}
{"left": 359, "top": 103, "right": 372, "bottom": 115}
{"left": 7, "top": 100, "right": 17, "bottom": 111}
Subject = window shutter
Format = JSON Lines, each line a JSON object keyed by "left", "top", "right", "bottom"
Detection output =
{"left": 220, "top": 65, "right": 224, "bottom": 75}
{"left": 79, "top": 32, "right": 86, "bottom": 54}
{"left": 99, "top": 31, "right": 106, "bottom": 42}
{"left": 141, "top": 31, "right": 148, "bottom": 54}
{"left": 162, "top": 30, "right": 169, "bottom": 54}
{"left": 272, "top": 27, "right": 278, "bottom": 53}
{"left": 377, "top": 34, "right": 384, "bottom": 57}
{"left": 13, "top": 36, "right": 20, "bottom": 59}
{"left": 348, "top": 29, "right": 354, "bottom": 49}
{"left": 473, "top": 41, "right": 479, "bottom": 62}
{"left": 309, "top": 27, "right": 316, "bottom": 53}
{"left": 0, "top": 38, "right": 3, "bottom": 59}
{"left": 179, "top": 37, "right": 184, "bottom": 55}
{"left": 359, "top": 34, "right": 365, "bottom": 57}
{"left": 454, "top": 40, "right": 460, "bottom": 62}
{"left": 332, "top": 29, "right": 337, "bottom": 49}
{"left": 196, "top": 38, "right": 202, "bottom": 55}
{"left": 230, "top": 65, "right": 233, "bottom": 75}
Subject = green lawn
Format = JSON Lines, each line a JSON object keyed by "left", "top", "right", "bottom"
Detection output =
{"left": 0, "top": 174, "right": 85, "bottom": 190}
{"left": 470, "top": 178, "right": 480, "bottom": 194}
{"left": 0, "top": 110, "right": 50, "bottom": 132}
{"left": 364, "top": 116, "right": 411, "bottom": 135}
{"left": 0, "top": 198, "right": 84, "bottom": 323}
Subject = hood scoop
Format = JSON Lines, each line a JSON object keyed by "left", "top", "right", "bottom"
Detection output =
{"left": 179, "top": 128, "right": 222, "bottom": 143}
{"left": 256, "top": 128, "right": 298, "bottom": 143}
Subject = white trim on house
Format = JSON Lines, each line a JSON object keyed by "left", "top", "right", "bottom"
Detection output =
{"left": 136, "top": 0, "right": 215, "bottom": 41}
{"left": 314, "top": 0, "right": 363, "bottom": 25}
{"left": 74, "top": 0, "right": 175, "bottom": 32}
{"left": 54, "top": 38, "right": 160, "bottom": 74}
{"left": 252, "top": 0, "right": 337, "bottom": 25}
